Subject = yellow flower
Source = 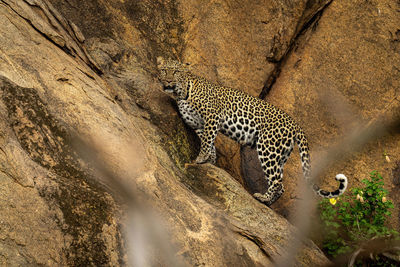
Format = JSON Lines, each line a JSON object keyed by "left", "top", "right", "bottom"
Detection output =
{"left": 329, "top": 198, "right": 337, "bottom": 205}
{"left": 382, "top": 196, "right": 387, "bottom": 203}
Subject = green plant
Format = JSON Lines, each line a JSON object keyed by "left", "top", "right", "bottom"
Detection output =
{"left": 318, "top": 171, "right": 398, "bottom": 260}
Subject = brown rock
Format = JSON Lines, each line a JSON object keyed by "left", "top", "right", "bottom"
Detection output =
{"left": 179, "top": 0, "right": 333, "bottom": 96}
{"left": 240, "top": 146, "right": 269, "bottom": 196}
{"left": 184, "top": 163, "right": 330, "bottom": 266}
{"left": 0, "top": 0, "right": 331, "bottom": 266}
{"left": 265, "top": 0, "right": 400, "bottom": 221}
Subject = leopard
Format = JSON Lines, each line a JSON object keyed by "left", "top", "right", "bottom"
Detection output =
{"left": 157, "top": 57, "right": 348, "bottom": 206}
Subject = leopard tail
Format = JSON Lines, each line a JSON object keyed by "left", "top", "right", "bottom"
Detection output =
{"left": 296, "top": 129, "right": 348, "bottom": 198}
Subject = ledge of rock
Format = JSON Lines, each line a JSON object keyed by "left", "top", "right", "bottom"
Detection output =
{"left": 184, "top": 163, "right": 329, "bottom": 266}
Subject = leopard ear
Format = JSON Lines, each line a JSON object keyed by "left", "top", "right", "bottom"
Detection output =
{"left": 156, "top": 57, "right": 165, "bottom": 67}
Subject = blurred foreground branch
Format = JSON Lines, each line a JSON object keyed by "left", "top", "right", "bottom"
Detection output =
{"left": 276, "top": 111, "right": 400, "bottom": 267}
{"left": 72, "top": 136, "right": 185, "bottom": 267}
{"left": 336, "top": 237, "right": 400, "bottom": 266}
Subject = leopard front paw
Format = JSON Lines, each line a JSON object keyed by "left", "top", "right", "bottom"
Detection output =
{"left": 195, "top": 154, "right": 209, "bottom": 164}
{"left": 253, "top": 193, "right": 272, "bottom": 206}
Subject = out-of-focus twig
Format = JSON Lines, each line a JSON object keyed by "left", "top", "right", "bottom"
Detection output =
{"left": 275, "top": 106, "right": 400, "bottom": 266}
{"left": 334, "top": 237, "right": 400, "bottom": 266}
{"left": 71, "top": 135, "right": 185, "bottom": 267}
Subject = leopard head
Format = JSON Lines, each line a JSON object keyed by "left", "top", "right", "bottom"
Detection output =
{"left": 157, "top": 57, "right": 191, "bottom": 99}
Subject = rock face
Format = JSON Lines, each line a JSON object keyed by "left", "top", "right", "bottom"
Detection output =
{"left": 264, "top": 0, "right": 400, "bottom": 218}
{"left": 0, "top": 0, "right": 398, "bottom": 266}
{"left": 179, "top": 0, "right": 334, "bottom": 183}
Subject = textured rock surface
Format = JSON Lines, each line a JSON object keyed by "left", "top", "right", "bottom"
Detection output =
{"left": 0, "top": 0, "right": 332, "bottom": 266}
{"left": 264, "top": 0, "right": 400, "bottom": 219}
{"left": 1, "top": 0, "right": 398, "bottom": 265}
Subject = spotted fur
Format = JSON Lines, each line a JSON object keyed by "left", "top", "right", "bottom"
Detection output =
{"left": 157, "top": 57, "right": 348, "bottom": 206}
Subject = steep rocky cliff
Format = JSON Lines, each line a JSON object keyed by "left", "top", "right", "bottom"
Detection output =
{"left": 0, "top": 0, "right": 398, "bottom": 266}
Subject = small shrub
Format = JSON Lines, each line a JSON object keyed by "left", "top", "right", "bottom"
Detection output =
{"left": 318, "top": 171, "right": 398, "bottom": 262}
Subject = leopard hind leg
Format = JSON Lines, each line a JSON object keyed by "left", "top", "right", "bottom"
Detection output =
{"left": 253, "top": 136, "right": 286, "bottom": 206}
{"left": 253, "top": 133, "right": 295, "bottom": 206}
